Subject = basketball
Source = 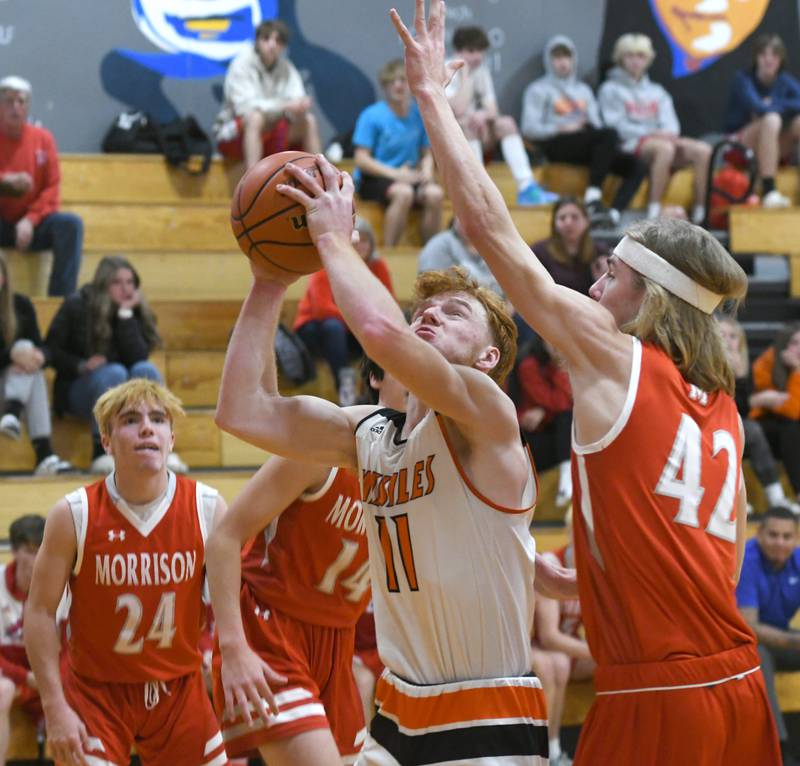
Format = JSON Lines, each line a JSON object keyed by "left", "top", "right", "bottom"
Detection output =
{"left": 230, "top": 150, "right": 330, "bottom": 276}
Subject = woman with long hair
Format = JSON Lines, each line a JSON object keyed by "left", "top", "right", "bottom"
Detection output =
{"left": 750, "top": 321, "right": 800, "bottom": 502}
{"left": 0, "top": 251, "right": 71, "bottom": 474}
{"left": 46, "top": 255, "right": 187, "bottom": 474}
{"left": 718, "top": 316, "right": 798, "bottom": 511}
{"left": 531, "top": 197, "right": 608, "bottom": 295}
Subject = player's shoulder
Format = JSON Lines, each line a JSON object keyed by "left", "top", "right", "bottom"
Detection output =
{"left": 352, "top": 404, "right": 396, "bottom": 436}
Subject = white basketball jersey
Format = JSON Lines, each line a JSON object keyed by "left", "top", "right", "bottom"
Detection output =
{"left": 355, "top": 407, "right": 538, "bottom": 685}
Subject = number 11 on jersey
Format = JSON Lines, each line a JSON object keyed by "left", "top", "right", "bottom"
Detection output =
{"left": 376, "top": 514, "right": 419, "bottom": 593}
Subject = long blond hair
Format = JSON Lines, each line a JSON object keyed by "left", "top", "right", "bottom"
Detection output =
{"left": 621, "top": 219, "right": 748, "bottom": 395}
{"left": 0, "top": 252, "right": 16, "bottom": 348}
{"left": 88, "top": 256, "right": 160, "bottom": 355}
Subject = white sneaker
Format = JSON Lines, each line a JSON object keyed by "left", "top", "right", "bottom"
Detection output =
{"left": 90, "top": 454, "right": 115, "bottom": 475}
{"left": 0, "top": 413, "right": 21, "bottom": 440}
{"left": 773, "top": 497, "right": 800, "bottom": 515}
{"left": 763, "top": 190, "right": 791, "bottom": 208}
{"left": 33, "top": 454, "right": 74, "bottom": 476}
{"left": 166, "top": 452, "right": 189, "bottom": 474}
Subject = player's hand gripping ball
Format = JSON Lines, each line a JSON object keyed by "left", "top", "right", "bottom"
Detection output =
{"left": 231, "top": 150, "right": 342, "bottom": 276}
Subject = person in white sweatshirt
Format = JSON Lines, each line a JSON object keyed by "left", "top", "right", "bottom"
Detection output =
{"left": 598, "top": 33, "right": 711, "bottom": 223}
{"left": 446, "top": 25, "right": 557, "bottom": 206}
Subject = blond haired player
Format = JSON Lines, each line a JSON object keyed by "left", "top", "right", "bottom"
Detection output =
{"left": 25, "top": 379, "right": 229, "bottom": 766}
{"left": 214, "top": 160, "right": 582, "bottom": 760}
{"left": 390, "top": 2, "right": 780, "bottom": 763}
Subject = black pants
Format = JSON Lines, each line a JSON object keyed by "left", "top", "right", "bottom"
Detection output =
{"left": 758, "top": 641, "right": 800, "bottom": 742}
{"left": 525, "top": 410, "right": 572, "bottom": 472}
{"left": 758, "top": 415, "right": 800, "bottom": 494}
{"left": 743, "top": 418, "right": 781, "bottom": 487}
{"left": 537, "top": 127, "right": 647, "bottom": 212}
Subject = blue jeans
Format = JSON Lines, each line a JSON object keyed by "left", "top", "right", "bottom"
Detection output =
{"left": 0, "top": 211, "right": 83, "bottom": 296}
{"left": 296, "top": 318, "right": 360, "bottom": 384}
{"left": 67, "top": 361, "right": 162, "bottom": 436}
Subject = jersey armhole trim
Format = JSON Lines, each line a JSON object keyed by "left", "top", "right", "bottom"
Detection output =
{"left": 354, "top": 407, "right": 397, "bottom": 436}
{"left": 195, "top": 480, "right": 219, "bottom": 545}
{"left": 434, "top": 414, "right": 536, "bottom": 515}
{"left": 70, "top": 488, "right": 89, "bottom": 576}
{"left": 300, "top": 467, "right": 338, "bottom": 502}
{"left": 572, "top": 336, "right": 642, "bottom": 455}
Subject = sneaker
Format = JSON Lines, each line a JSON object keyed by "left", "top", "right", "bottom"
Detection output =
{"left": 33, "top": 454, "right": 74, "bottom": 476}
{"left": 0, "top": 413, "right": 21, "bottom": 440}
{"left": 338, "top": 368, "right": 358, "bottom": 407}
{"left": 555, "top": 486, "right": 573, "bottom": 507}
{"left": 587, "top": 200, "right": 620, "bottom": 229}
{"left": 516, "top": 182, "right": 559, "bottom": 207}
{"left": 551, "top": 754, "right": 573, "bottom": 766}
{"left": 763, "top": 189, "right": 791, "bottom": 208}
{"left": 90, "top": 454, "right": 115, "bottom": 475}
{"left": 166, "top": 452, "right": 189, "bottom": 474}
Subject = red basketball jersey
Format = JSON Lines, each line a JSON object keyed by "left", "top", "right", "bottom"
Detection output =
{"left": 572, "top": 341, "right": 758, "bottom": 691}
{"left": 67, "top": 475, "right": 211, "bottom": 683}
{"left": 241, "top": 467, "right": 370, "bottom": 628}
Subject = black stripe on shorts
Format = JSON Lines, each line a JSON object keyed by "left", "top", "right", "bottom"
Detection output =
{"left": 370, "top": 711, "right": 549, "bottom": 765}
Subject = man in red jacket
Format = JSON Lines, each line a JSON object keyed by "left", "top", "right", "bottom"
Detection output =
{"left": 0, "top": 76, "right": 82, "bottom": 297}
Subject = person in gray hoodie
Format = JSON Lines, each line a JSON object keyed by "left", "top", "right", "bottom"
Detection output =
{"left": 522, "top": 35, "right": 647, "bottom": 229}
{"left": 598, "top": 33, "right": 711, "bottom": 223}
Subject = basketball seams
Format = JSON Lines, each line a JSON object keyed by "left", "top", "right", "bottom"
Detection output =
{"left": 230, "top": 150, "right": 332, "bottom": 276}
{"left": 232, "top": 153, "right": 317, "bottom": 221}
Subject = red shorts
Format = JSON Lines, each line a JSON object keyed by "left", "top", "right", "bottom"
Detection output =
{"left": 212, "top": 585, "right": 365, "bottom": 759}
{"left": 574, "top": 669, "right": 780, "bottom": 764}
{"left": 63, "top": 665, "right": 227, "bottom": 766}
{"left": 15, "top": 683, "right": 43, "bottom": 724}
{"left": 216, "top": 117, "right": 289, "bottom": 160}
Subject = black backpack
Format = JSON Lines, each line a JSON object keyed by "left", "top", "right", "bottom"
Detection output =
{"left": 103, "top": 111, "right": 212, "bottom": 175}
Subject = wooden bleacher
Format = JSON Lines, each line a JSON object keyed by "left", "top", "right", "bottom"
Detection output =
{"left": 4, "top": 154, "right": 800, "bottom": 757}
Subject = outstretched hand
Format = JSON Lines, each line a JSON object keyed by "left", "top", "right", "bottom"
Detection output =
{"left": 277, "top": 155, "right": 354, "bottom": 245}
{"left": 390, "top": 0, "right": 463, "bottom": 94}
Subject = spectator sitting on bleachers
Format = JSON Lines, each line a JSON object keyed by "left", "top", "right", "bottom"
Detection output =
{"left": 719, "top": 316, "right": 798, "bottom": 512}
{"left": 353, "top": 59, "right": 444, "bottom": 246}
{"left": 294, "top": 217, "right": 395, "bottom": 406}
{"left": 214, "top": 20, "right": 321, "bottom": 170}
{"left": 45, "top": 255, "right": 187, "bottom": 475}
{"left": 418, "top": 216, "right": 504, "bottom": 297}
{"left": 737, "top": 507, "right": 800, "bottom": 765}
{"left": 725, "top": 34, "right": 800, "bottom": 209}
{"left": 514, "top": 333, "right": 573, "bottom": 507}
{"left": 0, "top": 252, "right": 71, "bottom": 475}
{"left": 531, "top": 197, "right": 609, "bottom": 295}
{"left": 598, "top": 34, "right": 711, "bottom": 224}
{"left": 0, "top": 76, "right": 82, "bottom": 297}
{"left": 521, "top": 35, "right": 647, "bottom": 227}
{"left": 446, "top": 25, "right": 556, "bottom": 207}
{"left": 536, "top": 509, "right": 595, "bottom": 766}
{"left": 750, "top": 322, "right": 800, "bottom": 506}
{"left": 0, "top": 515, "right": 48, "bottom": 766}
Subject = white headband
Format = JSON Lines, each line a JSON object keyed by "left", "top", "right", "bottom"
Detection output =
{"left": 0, "top": 76, "right": 31, "bottom": 95}
{"left": 613, "top": 236, "right": 723, "bottom": 314}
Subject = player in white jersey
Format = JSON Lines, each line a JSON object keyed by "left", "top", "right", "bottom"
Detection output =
{"left": 215, "top": 159, "right": 576, "bottom": 761}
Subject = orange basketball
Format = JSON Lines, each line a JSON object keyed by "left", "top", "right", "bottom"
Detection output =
{"left": 230, "top": 151, "right": 328, "bottom": 276}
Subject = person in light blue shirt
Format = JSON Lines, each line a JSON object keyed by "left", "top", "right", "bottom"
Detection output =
{"left": 737, "top": 506, "right": 800, "bottom": 761}
{"left": 353, "top": 59, "right": 443, "bottom": 246}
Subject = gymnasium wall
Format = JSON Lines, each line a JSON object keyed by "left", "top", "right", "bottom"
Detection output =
{"left": 1, "top": 0, "right": 799, "bottom": 152}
